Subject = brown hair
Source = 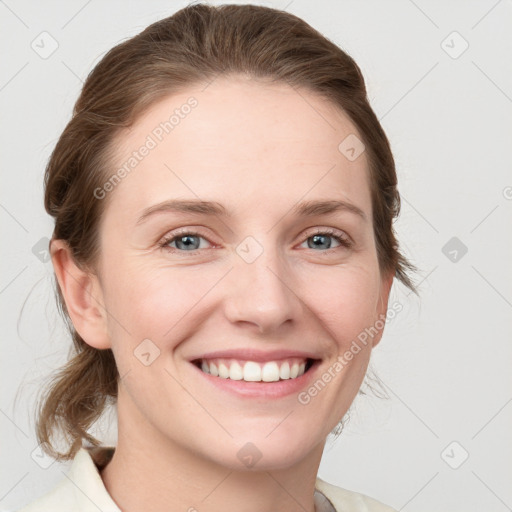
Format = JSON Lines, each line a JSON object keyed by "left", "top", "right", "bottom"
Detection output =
{"left": 36, "top": 2, "right": 418, "bottom": 461}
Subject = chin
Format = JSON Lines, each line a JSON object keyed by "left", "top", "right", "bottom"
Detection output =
{"left": 204, "top": 431, "right": 321, "bottom": 472}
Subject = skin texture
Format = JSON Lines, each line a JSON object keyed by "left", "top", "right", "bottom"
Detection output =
{"left": 51, "top": 74, "right": 394, "bottom": 512}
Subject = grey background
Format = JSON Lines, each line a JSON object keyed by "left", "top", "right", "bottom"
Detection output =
{"left": 1, "top": 1, "right": 511, "bottom": 511}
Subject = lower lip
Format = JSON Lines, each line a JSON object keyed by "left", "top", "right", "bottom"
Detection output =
{"left": 190, "top": 360, "right": 322, "bottom": 399}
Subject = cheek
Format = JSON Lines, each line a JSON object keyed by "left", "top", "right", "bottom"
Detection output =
{"left": 102, "top": 261, "right": 219, "bottom": 346}
{"left": 301, "top": 262, "right": 381, "bottom": 349}
{"left": 101, "top": 245, "right": 382, "bottom": 360}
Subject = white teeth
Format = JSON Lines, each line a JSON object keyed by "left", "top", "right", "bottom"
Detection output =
{"left": 279, "top": 361, "right": 290, "bottom": 380}
{"left": 218, "top": 363, "right": 230, "bottom": 379}
{"left": 243, "top": 361, "right": 261, "bottom": 382}
{"left": 200, "top": 358, "right": 310, "bottom": 382}
{"left": 261, "top": 362, "right": 280, "bottom": 382}
{"left": 229, "top": 361, "right": 243, "bottom": 380}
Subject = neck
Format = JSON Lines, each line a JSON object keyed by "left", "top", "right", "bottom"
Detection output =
{"left": 100, "top": 386, "right": 325, "bottom": 512}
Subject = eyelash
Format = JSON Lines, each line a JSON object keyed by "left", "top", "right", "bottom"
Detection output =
{"left": 158, "top": 227, "right": 353, "bottom": 255}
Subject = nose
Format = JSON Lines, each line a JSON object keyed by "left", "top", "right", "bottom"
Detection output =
{"left": 223, "top": 239, "right": 304, "bottom": 335}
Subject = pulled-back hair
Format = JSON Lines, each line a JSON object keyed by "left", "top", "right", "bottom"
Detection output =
{"left": 36, "top": 2, "right": 417, "bottom": 461}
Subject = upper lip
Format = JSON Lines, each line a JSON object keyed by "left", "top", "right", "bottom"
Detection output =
{"left": 190, "top": 348, "right": 321, "bottom": 363}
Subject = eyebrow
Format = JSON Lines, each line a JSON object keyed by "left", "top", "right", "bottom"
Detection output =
{"left": 136, "top": 198, "right": 367, "bottom": 225}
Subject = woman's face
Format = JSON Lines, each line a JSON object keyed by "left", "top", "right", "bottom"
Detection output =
{"left": 91, "top": 75, "right": 393, "bottom": 470}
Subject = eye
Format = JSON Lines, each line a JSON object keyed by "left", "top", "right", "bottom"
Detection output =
{"left": 159, "top": 230, "right": 213, "bottom": 253}
{"left": 299, "top": 228, "right": 353, "bottom": 252}
{"left": 158, "top": 227, "right": 352, "bottom": 255}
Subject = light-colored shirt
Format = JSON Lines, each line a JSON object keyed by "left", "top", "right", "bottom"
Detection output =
{"left": 16, "top": 446, "right": 398, "bottom": 512}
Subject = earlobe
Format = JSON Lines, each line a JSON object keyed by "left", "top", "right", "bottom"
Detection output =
{"left": 50, "top": 238, "right": 111, "bottom": 350}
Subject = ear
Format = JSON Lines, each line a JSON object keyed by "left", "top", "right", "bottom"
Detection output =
{"left": 371, "top": 270, "right": 395, "bottom": 349}
{"left": 50, "top": 238, "right": 111, "bottom": 349}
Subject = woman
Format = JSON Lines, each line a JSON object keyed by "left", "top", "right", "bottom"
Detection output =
{"left": 18, "top": 3, "right": 417, "bottom": 511}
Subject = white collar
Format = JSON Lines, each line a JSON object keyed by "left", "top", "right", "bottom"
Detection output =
{"left": 20, "top": 446, "right": 396, "bottom": 512}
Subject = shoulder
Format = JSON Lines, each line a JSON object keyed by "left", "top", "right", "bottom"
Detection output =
{"left": 315, "top": 476, "right": 398, "bottom": 512}
{"left": 15, "top": 447, "right": 119, "bottom": 512}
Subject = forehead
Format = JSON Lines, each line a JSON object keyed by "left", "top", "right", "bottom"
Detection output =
{"left": 104, "top": 75, "right": 372, "bottom": 221}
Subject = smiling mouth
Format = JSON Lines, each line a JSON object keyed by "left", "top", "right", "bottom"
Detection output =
{"left": 191, "top": 357, "right": 318, "bottom": 382}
